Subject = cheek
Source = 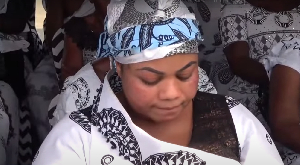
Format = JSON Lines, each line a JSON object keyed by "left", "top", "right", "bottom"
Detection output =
{"left": 122, "top": 77, "right": 156, "bottom": 108}
{"left": 188, "top": 70, "right": 199, "bottom": 89}
{"left": 182, "top": 71, "right": 199, "bottom": 97}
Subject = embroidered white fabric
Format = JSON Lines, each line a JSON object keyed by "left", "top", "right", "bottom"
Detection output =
{"left": 261, "top": 37, "right": 300, "bottom": 78}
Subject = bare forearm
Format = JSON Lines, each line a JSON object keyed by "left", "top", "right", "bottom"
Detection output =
{"left": 229, "top": 57, "right": 269, "bottom": 87}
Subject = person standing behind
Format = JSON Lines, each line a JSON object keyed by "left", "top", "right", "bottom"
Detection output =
{"left": 183, "top": 0, "right": 234, "bottom": 95}
{"left": 219, "top": 0, "right": 300, "bottom": 126}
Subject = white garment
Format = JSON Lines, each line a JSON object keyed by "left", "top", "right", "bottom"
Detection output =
{"left": 0, "top": 81, "right": 20, "bottom": 165}
{"left": 48, "top": 63, "right": 217, "bottom": 127}
{"left": 0, "top": 92, "right": 9, "bottom": 165}
{"left": 26, "top": 54, "right": 58, "bottom": 142}
{"left": 183, "top": 1, "right": 234, "bottom": 96}
{"left": 0, "top": 37, "right": 30, "bottom": 53}
{"left": 220, "top": 3, "right": 300, "bottom": 114}
{"left": 262, "top": 37, "right": 300, "bottom": 78}
{"left": 73, "top": 0, "right": 95, "bottom": 18}
{"left": 34, "top": 70, "right": 283, "bottom": 165}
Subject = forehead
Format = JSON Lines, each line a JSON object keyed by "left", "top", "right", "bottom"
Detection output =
{"left": 127, "top": 53, "right": 198, "bottom": 71}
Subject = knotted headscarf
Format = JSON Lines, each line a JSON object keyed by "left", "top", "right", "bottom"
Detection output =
{"left": 98, "top": 0, "right": 203, "bottom": 64}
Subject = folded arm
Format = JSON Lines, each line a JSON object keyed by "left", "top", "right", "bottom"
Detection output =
{"left": 224, "top": 42, "right": 269, "bottom": 87}
{"left": 220, "top": 4, "right": 269, "bottom": 87}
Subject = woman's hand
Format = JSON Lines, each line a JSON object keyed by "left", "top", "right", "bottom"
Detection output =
{"left": 224, "top": 41, "right": 269, "bottom": 87}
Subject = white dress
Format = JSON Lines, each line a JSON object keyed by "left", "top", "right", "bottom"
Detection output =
{"left": 262, "top": 37, "right": 300, "bottom": 165}
{"left": 33, "top": 69, "right": 283, "bottom": 165}
{"left": 183, "top": 0, "right": 234, "bottom": 96}
{"left": 220, "top": 2, "right": 300, "bottom": 117}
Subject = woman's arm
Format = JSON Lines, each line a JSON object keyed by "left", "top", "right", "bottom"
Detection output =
{"left": 61, "top": 34, "right": 83, "bottom": 84}
{"left": 45, "top": 0, "right": 64, "bottom": 47}
{"left": 220, "top": 4, "right": 269, "bottom": 87}
{"left": 224, "top": 42, "right": 269, "bottom": 87}
{"left": 269, "top": 65, "right": 300, "bottom": 153}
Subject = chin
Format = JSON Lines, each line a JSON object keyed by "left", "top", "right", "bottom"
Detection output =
{"left": 150, "top": 108, "right": 183, "bottom": 123}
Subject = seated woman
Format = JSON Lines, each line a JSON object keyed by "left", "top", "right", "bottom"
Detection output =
{"left": 262, "top": 37, "right": 300, "bottom": 165}
{"left": 219, "top": 0, "right": 300, "bottom": 126}
{"left": 47, "top": 0, "right": 217, "bottom": 126}
{"left": 34, "top": 1, "right": 282, "bottom": 164}
{"left": 183, "top": 0, "right": 234, "bottom": 96}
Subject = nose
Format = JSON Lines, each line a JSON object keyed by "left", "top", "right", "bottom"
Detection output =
{"left": 158, "top": 78, "right": 181, "bottom": 100}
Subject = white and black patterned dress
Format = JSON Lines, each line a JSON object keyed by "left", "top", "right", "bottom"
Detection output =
{"left": 220, "top": 1, "right": 300, "bottom": 118}
{"left": 183, "top": 0, "right": 234, "bottom": 96}
{"left": 33, "top": 69, "right": 283, "bottom": 165}
{"left": 0, "top": 0, "right": 45, "bottom": 164}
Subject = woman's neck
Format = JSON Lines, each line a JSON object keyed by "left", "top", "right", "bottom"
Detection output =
{"left": 117, "top": 92, "right": 194, "bottom": 146}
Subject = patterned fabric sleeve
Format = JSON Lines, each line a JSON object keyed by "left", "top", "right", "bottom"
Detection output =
{"left": 260, "top": 37, "right": 300, "bottom": 78}
{"left": 220, "top": 4, "right": 249, "bottom": 47}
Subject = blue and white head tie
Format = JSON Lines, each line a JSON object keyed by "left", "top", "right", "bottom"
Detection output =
{"left": 97, "top": 16, "right": 111, "bottom": 59}
{"left": 103, "top": 0, "right": 203, "bottom": 64}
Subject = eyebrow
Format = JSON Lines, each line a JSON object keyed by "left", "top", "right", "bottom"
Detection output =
{"left": 137, "top": 61, "right": 197, "bottom": 75}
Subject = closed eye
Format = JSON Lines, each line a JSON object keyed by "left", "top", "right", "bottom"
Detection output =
{"left": 177, "top": 75, "right": 192, "bottom": 81}
{"left": 141, "top": 79, "right": 160, "bottom": 86}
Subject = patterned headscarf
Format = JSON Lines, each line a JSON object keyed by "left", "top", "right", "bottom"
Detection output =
{"left": 98, "top": 0, "right": 203, "bottom": 64}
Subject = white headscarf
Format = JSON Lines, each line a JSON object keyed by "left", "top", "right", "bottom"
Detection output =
{"left": 104, "top": 0, "right": 203, "bottom": 64}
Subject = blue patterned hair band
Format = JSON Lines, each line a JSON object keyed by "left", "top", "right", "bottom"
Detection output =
{"left": 100, "top": 0, "right": 204, "bottom": 64}
{"left": 107, "top": 17, "right": 202, "bottom": 58}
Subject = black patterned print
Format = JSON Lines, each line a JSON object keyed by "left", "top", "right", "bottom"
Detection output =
{"left": 63, "top": 77, "right": 91, "bottom": 110}
{"left": 93, "top": 107, "right": 206, "bottom": 165}
{"left": 225, "top": 96, "right": 240, "bottom": 109}
{"left": 69, "top": 108, "right": 92, "bottom": 133}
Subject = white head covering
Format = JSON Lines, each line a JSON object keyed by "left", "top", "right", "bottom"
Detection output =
{"left": 102, "top": 0, "right": 203, "bottom": 64}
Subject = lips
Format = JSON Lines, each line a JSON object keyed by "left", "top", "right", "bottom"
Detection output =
{"left": 156, "top": 105, "right": 181, "bottom": 110}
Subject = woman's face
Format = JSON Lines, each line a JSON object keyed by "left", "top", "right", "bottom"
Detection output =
{"left": 116, "top": 54, "right": 199, "bottom": 123}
